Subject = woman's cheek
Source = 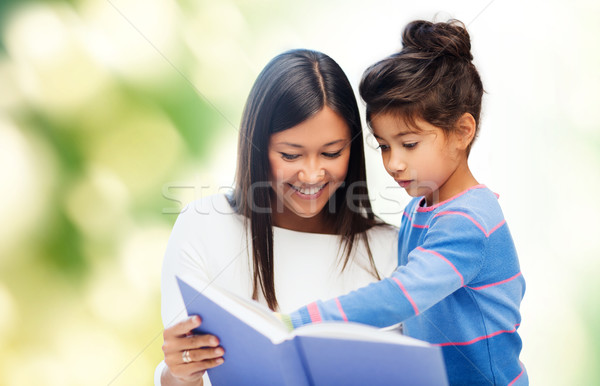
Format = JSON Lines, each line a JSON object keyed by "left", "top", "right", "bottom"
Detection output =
{"left": 333, "top": 154, "right": 351, "bottom": 182}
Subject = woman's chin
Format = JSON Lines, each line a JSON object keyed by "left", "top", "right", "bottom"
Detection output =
{"left": 283, "top": 196, "right": 331, "bottom": 219}
{"left": 287, "top": 205, "right": 326, "bottom": 219}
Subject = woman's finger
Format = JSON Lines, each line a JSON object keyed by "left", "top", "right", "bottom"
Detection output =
{"left": 181, "top": 333, "right": 220, "bottom": 350}
{"left": 163, "top": 330, "right": 220, "bottom": 359}
{"left": 166, "top": 345, "right": 224, "bottom": 366}
{"left": 164, "top": 315, "right": 201, "bottom": 338}
{"left": 186, "top": 346, "right": 224, "bottom": 363}
{"left": 170, "top": 356, "right": 225, "bottom": 380}
{"left": 165, "top": 347, "right": 225, "bottom": 371}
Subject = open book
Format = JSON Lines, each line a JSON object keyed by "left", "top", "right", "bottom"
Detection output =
{"left": 176, "top": 276, "right": 448, "bottom": 386}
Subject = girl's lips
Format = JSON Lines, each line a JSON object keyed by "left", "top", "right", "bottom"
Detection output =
{"left": 396, "top": 180, "right": 413, "bottom": 188}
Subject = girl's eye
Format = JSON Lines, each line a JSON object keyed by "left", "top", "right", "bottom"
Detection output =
{"left": 322, "top": 150, "right": 343, "bottom": 158}
{"left": 403, "top": 142, "right": 418, "bottom": 149}
{"left": 377, "top": 144, "right": 390, "bottom": 151}
{"left": 280, "top": 152, "right": 300, "bottom": 160}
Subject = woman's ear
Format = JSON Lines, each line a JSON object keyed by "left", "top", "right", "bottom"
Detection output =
{"left": 453, "top": 113, "right": 477, "bottom": 150}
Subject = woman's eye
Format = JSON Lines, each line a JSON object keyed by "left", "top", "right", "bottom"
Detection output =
{"left": 281, "top": 152, "right": 300, "bottom": 160}
{"left": 322, "top": 150, "right": 343, "bottom": 158}
{"left": 403, "top": 142, "right": 418, "bottom": 149}
{"left": 377, "top": 144, "right": 390, "bottom": 151}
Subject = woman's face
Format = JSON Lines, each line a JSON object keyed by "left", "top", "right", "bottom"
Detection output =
{"left": 268, "top": 106, "right": 351, "bottom": 228}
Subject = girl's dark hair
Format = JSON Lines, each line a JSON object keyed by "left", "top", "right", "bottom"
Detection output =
{"left": 231, "top": 49, "right": 383, "bottom": 310}
{"left": 360, "top": 19, "right": 484, "bottom": 153}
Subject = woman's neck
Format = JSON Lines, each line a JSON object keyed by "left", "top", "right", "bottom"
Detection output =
{"left": 271, "top": 204, "right": 336, "bottom": 234}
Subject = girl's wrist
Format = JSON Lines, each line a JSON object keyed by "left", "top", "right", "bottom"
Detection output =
{"left": 274, "top": 312, "right": 294, "bottom": 331}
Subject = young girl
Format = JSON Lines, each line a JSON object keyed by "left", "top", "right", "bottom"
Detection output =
{"left": 283, "top": 20, "right": 528, "bottom": 385}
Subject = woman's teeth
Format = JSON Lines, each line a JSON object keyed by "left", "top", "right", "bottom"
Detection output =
{"left": 293, "top": 184, "right": 325, "bottom": 195}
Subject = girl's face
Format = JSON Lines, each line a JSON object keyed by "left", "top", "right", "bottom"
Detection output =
{"left": 268, "top": 106, "right": 351, "bottom": 229}
{"left": 371, "top": 113, "right": 468, "bottom": 206}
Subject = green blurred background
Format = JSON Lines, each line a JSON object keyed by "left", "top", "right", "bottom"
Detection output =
{"left": 0, "top": 0, "right": 598, "bottom": 384}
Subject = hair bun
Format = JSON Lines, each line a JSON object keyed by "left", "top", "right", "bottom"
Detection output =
{"left": 401, "top": 19, "right": 473, "bottom": 61}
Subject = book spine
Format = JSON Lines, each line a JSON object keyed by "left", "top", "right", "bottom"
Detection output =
{"left": 277, "top": 338, "right": 312, "bottom": 386}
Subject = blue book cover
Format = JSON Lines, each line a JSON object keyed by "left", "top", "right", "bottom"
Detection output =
{"left": 176, "top": 276, "right": 448, "bottom": 386}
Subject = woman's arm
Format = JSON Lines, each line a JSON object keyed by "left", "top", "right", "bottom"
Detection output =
{"left": 157, "top": 202, "right": 226, "bottom": 385}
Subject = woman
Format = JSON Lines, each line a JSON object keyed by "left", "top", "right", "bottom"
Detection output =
{"left": 156, "top": 49, "right": 398, "bottom": 385}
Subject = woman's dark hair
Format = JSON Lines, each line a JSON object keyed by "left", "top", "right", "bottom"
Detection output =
{"left": 360, "top": 19, "right": 484, "bottom": 153}
{"left": 231, "top": 49, "right": 383, "bottom": 310}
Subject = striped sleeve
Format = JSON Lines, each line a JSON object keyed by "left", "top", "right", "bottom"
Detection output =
{"left": 288, "top": 213, "right": 487, "bottom": 328}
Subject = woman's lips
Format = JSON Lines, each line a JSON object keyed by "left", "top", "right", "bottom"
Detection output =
{"left": 289, "top": 183, "right": 328, "bottom": 199}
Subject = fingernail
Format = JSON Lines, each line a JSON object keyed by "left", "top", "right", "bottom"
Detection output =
{"left": 215, "top": 348, "right": 224, "bottom": 355}
{"left": 192, "top": 315, "right": 200, "bottom": 324}
{"left": 211, "top": 337, "right": 219, "bottom": 346}
{"left": 216, "top": 358, "right": 224, "bottom": 364}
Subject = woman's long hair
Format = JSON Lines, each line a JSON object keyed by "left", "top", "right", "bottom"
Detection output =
{"left": 232, "top": 49, "right": 383, "bottom": 310}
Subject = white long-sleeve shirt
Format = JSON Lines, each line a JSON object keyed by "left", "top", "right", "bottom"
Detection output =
{"left": 155, "top": 194, "right": 398, "bottom": 385}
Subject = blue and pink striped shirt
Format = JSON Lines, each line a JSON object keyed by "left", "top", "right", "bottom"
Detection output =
{"left": 288, "top": 185, "right": 527, "bottom": 385}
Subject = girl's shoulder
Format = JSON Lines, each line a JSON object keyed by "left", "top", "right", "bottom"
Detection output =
{"left": 427, "top": 186, "right": 507, "bottom": 235}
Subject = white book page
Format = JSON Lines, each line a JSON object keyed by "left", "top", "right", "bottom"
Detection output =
{"left": 293, "top": 321, "right": 430, "bottom": 347}
{"left": 179, "top": 275, "right": 290, "bottom": 343}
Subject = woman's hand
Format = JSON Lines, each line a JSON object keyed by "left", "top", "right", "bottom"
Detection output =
{"left": 161, "top": 315, "right": 225, "bottom": 385}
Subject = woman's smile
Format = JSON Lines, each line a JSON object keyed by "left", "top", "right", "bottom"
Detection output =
{"left": 289, "top": 183, "right": 328, "bottom": 198}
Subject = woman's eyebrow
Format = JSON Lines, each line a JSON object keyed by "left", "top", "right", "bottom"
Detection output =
{"left": 322, "top": 139, "right": 346, "bottom": 147}
{"left": 275, "top": 139, "right": 347, "bottom": 148}
{"left": 275, "top": 142, "right": 303, "bottom": 148}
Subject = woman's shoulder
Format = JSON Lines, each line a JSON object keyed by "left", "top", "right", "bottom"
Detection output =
{"left": 182, "top": 193, "right": 236, "bottom": 215}
{"left": 177, "top": 193, "right": 237, "bottom": 220}
{"left": 171, "top": 193, "right": 243, "bottom": 237}
{"left": 366, "top": 221, "right": 399, "bottom": 239}
{"left": 369, "top": 222, "right": 398, "bottom": 235}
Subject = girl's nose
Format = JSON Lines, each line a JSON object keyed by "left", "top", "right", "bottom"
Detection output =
{"left": 386, "top": 152, "right": 407, "bottom": 176}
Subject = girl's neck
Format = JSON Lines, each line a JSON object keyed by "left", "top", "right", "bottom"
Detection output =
{"left": 425, "top": 162, "right": 479, "bottom": 206}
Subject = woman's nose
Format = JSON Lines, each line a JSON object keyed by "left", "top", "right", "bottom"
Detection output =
{"left": 298, "top": 162, "right": 325, "bottom": 184}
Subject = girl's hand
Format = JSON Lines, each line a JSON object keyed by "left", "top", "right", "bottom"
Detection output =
{"left": 161, "top": 315, "right": 225, "bottom": 385}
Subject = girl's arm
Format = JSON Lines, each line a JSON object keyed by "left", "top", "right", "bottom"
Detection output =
{"left": 287, "top": 214, "right": 486, "bottom": 328}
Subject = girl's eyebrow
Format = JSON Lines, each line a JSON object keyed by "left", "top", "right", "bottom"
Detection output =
{"left": 373, "top": 131, "right": 413, "bottom": 140}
